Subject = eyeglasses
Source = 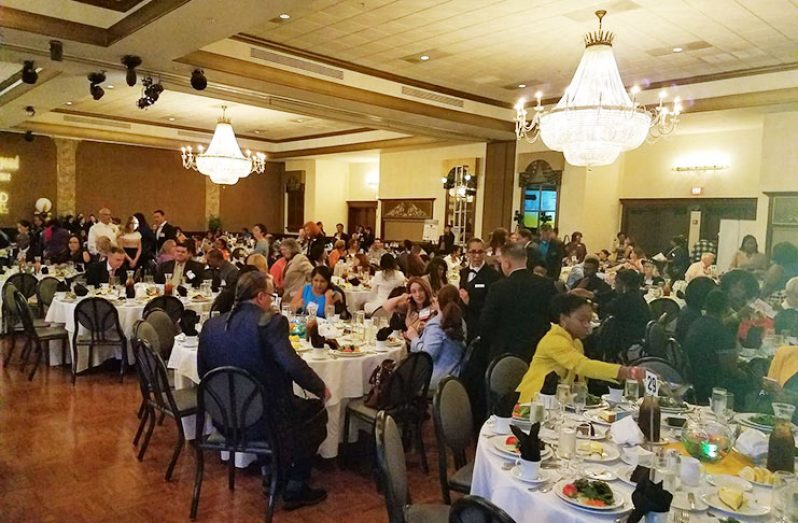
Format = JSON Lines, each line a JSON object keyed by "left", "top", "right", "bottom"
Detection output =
{"left": 468, "top": 250, "right": 485, "bottom": 255}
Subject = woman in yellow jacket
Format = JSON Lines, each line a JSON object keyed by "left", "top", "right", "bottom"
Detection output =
{"left": 517, "top": 293, "right": 644, "bottom": 403}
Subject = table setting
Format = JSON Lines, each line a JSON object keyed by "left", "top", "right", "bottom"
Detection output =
{"left": 331, "top": 275, "right": 374, "bottom": 314}
{"left": 472, "top": 379, "right": 798, "bottom": 523}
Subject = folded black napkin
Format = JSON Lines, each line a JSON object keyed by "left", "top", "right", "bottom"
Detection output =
{"left": 74, "top": 283, "right": 89, "bottom": 297}
{"left": 495, "top": 391, "right": 520, "bottom": 418}
{"left": 628, "top": 479, "right": 673, "bottom": 523}
{"left": 389, "top": 313, "right": 405, "bottom": 332}
{"left": 540, "top": 371, "right": 560, "bottom": 395}
{"left": 630, "top": 465, "right": 652, "bottom": 484}
{"left": 510, "top": 422, "right": 542, "bottom": 461}
{"left": 56, "top": 281, "right": 69, "bottom": 292}
{"left": 176, "top": 285, "right": 188, "bottom": 297}
{"left": 40, "top": 266, "right": 49, "bottom": 275}
{"left": 376, "top": 327, "right": 393, "bottom": 342}
{"left": 348, "top": 277, "right": 362, "bottom": 287}
{"left": 180, "top": 310, "right": 199, "bottom": 337}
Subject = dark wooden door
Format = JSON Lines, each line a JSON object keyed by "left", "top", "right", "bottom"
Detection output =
{"left": 286, "top": 185, "right": 305, "bottom": 233}
{"left": 347, "top": 201, "right": 377, "bottom": 233}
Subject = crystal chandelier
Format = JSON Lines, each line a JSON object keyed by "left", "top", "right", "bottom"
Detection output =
{"left": 181, "top": 106, "right": 266, "bottom": 185}
{"left": 515, "top": 10, "right": 681, "bottom": 167}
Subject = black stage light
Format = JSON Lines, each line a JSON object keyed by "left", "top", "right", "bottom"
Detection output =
{"left": 50, "top": 40, "right": 63, "bottom": 61}
{"left": 121, "top": 55, "right": 142, "bottom": 87}
{"left": 88, "top": 72, "right": 107, "bottom": 101}
{"left": 24, "top": 131, "right": 34, "bottom": 142}
{"left": 21, "top": 61, "right": 38, "bottom": 84}
{"left": 190, "top": 69, "right": 207, "bottom": 90}
{"left": 25, "top": 106, "right": 35, "bottom": 117}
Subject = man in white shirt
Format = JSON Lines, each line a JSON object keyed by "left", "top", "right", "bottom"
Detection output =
{"left": 685, "top": 252, "right": 716, "bottom": 282}
{"left": 87, "top": 208, "right": 119, "bottom": 255}
{"left": 366, "top": 238, "right": 388, "bottom": 266}
{"left": 153, "top": 209, "right": 177, "bottom": 252}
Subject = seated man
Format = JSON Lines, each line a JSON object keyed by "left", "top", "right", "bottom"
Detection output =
{"left": 198, "top": 272, "right": 331, "bottom": 509}
{"left": 204, "top": 248, "right": 238, "bottom": 287}
{"left": 570, "top": 255, "right": 613, "bottom": 311}
{"left": 86, "top": 246, "right": 126, "bottom": 286}
{"left": 156, "top": 240, "right": 204, "bottom": 286}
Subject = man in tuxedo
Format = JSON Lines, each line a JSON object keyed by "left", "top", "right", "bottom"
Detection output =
{"left": 459, "top": 238, "right": 501, "bottom": 343}
{"left": 156, "top": 241, "right": 204, "bottom": 286}
{"left": 537, "top": 223, "right": 566, "bottom": 280}
{"left": 152, "top": 209, "right": 177, "bottom": 252}
{"left": 479, "top": 241, "right": 558, "bottom": 362}
{"left": 86, "top": 247, "right": 126, "bottom": 286}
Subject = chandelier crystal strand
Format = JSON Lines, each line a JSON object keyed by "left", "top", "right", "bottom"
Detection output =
{"left": 180, "top": 106, "right": 267, "bottom": 185}
{"left": 515, "top": 10, "right": 680, "bottom": 167}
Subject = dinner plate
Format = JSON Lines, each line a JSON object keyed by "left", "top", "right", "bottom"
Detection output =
{"left": 487, "top": 435, "right": 551, "bottom": 460}
{"left": 616, "top": 465, "right": 636, "bottom": 486}
{"left": 565, "top": 399, "right": 607, "bottom": 412}
{"left": 736, "top": 412, "right": 796, "bottom": 433}
{"left": 582, "top": 465, "right": 617, "bottom": 481}
{"left": 705, "top": 474, "right": 753, "bottom": 492}
{"left": 702, "top": 492, "right": 770, "bottom": 517}
{"left": 583, "top": 410, "right": 617, "bottom": 426}
{"left": 671, "top": 492, "right": 709, "bottom": 512}
{"left": 575, "top": 443, "right": 621, "bottom": 463}
{"left": 332, "top": 350, "right": 366, "bottom": 358}
{"left": 575, "top": 424, "right": 607, "bottom": 440}
{"left": 554, "top": 479, "right": 627, "bottom": 512}
{"left": 385, "top": 339, "right": 404, "bottom": 347}
{"left": 510, "top": 467, "right": 557, "bottom": 484}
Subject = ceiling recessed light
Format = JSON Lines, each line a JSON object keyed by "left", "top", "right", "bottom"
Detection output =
{"left": 672, "top": 47, "right": 683, "bottom": 53}
{"left": 168, "top": 117, "right": 175, "bottom": 121}
{"left": 253, "top": 130, "right": 261, "bottom": 134}
{"left": 517, "top": 84, "right": 526, "bottom": 88}
{"left": 419, "top": 55, "right": 430, "bottom": 61}
{"left": 65, "top": 101, "right": 72, "bottom": 105}
{"left": 279, "top": 13, "right": 290, "bottom": 19}
{"left": 106, "top": 84, "right": 114, "bottom": 89}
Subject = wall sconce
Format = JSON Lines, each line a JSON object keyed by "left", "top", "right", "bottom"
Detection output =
{"left": 672, "top": 153, "right": 730, "bottom": 173}
{"left": 366, "top": 171, "right": 379, "bottom": 188}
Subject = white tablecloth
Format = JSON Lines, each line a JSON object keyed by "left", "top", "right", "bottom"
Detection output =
{"left": 44, "top": 293, "right": 211, "bottom": 371}
{"left": 168, "top": 339, "right": 406, "bottom": 458}
{"left": 343, "top": 287, "right": 373, "bottom": 313}
{"left": 471, "top": 419, "right": 775, "bottom": 523}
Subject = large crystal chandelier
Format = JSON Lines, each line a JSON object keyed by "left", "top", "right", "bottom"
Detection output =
{"left": 181, "top": 106, "right": 266, "bottom": 185}
{"left": 515, "top": 10, "right": 681, "bottom": 167}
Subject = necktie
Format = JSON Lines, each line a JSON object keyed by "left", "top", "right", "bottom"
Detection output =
{"left": 468, "top": 268, "right": 478, "bottom": 283}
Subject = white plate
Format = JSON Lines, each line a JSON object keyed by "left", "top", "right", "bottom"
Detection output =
{"left": 575, "top": 424, "right": 607, "bottom": 440}
{"left": 487, "top": 435, "right": 551, "bottom": 460}
{"left": 582, "top": 465, "right": 617, "bottom": 481}
{"left": 705, "top": 474, "right": 753, "bottom": 492}
{"left": 583, "top": 410, "right": 618, "bottom": 426}
{"left": 554, "top": 479, "right": 627, "bottom": 512}
{"left": 575, "top": 443, "right": 621, "bottom": 463}
{"left": 671, "top": 492, "right": 709, "bottom": 512}
{"left": 510, "top": 467, "right": 557, "bottom": 484}
{"left": 738, "top": 470, "right": 775, "bottom": 488}
{"left": 616, "top": 465, "right": 637, "bottom": 486}
{"left": 331, "top": 350, "right": 366, "bottom": 358}
{"left": 736, "top": 412, "right": 795, "bottom": 433}
{"left": 702, "top": 492, "right": 770, "bottom": 517}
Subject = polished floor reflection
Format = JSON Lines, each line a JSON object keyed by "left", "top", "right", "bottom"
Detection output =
{"left": 0, "top": 356, "right": 444, "bottom": 522}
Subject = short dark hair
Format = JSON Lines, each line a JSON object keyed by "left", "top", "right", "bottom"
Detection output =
{"left": 310, "top": 265, "right": 333, "bottom": 285}
{"left": 551, "top": 293, "right": 590, "bottom": 317}
{"left": 18, "top": 219, "right": 31, "bottom": 228}
{"left": 517, "top": 228, "right": 533, "bottom": 241}
{"left": 380, "top": 253, "right": 397, "bottom": 271}
{"left": 336, "top": 223, "right": 344, "bottom": 228}
{"left": 616, "top": 268, "right": 640, "bottom": 289}
{"left": 153, "top": 209, "right": 165, "bottom": 216}
{"left": 583, "top": 255, "right": 600, "bottom": 267}
{"left": 467, "top": 237, "right": 484, "bottom": 248}
{"left": 206, "top": 248, "right": 224, "bottom": 263}
{"left": 253, "top": 223, "right": 267, "bottom": 233}
{"left": 540, "top": 223, "right": 553, "bottom": 232}
{"left": 175, "top": 240, "right": 195, "bottom": 254}
{"left": 108, "top": 246, "right": 126, "bottom": 256}
{"left": 684, "top": 276, "right": 718, "bottom": 309}
{"left": 704, "top": 289, "right": 728, "bottom": 315}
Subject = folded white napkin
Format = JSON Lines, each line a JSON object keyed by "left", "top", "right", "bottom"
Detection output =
{"left": 610, "top": 415, "right": 645, "bottom": 446}
{"left": 623, "top": 445, "right": 654, "bottom": 466}
{"left": 318, "top": 323, "right": 342, "bottom": 339}
{"left": 735, "top": 428, "right": 769, "bottom": 459}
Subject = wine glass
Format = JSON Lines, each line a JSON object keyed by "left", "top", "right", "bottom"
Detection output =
{"left": 556, "top": 384, "right": 571, "bottom": 423}
{"left": 572, "top": 382, "right": 588, "bottom": 416}
{"left": 624, "top": 379, "right": 639, "bottom": 411}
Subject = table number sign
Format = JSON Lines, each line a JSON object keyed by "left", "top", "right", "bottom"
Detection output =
{"left": 644, "top": 371, "right": 659, "bottom": 397}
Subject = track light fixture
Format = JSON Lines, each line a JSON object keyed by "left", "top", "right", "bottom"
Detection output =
{"left": 21, "top": 61, "right": 38, "bottom": 84}
{"left": 190, "top": 69, "right": 207, "bottom": 91}
{"left": 88, "top": 71, "right": 106, "bottom": 101}
{"left": 24, "top": 131, "right": 34, "bottom": 142}
{"left": 25, "top": 106, "right": 36, "bottom": 117}
{"left": 49, "top": 40, "right": 63, "bottom": 61}
{"left": 121, "top": 55, "right": 142, "bottom": 87}
{"left": 136, "top": 76, "right": 164, "bottom": 109}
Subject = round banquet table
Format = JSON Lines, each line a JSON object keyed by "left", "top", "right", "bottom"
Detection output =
{"left": 471, "top": 413, "right": 780, "bottom": 523}
{"left": 168, "top": 337, "right": 406, "bottom": 459}
{"left": 44, "top": 292, "right": 212, "bottom": 371}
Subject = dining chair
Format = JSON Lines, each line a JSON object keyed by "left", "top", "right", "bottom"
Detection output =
{"left": 71, "top": 297, "right": 128, "bottom": 384}
{"left": 375, "top": 411, "right": 449, "bottom": 523}
{"left": 448, "top": 495, "right": 517, "bottom": 523}
{"left": 648, "top": 298, "right": 680, "bottom": 328}
{"left": 132, "top": 337, "right": 197, "bottom": 481}
{"left": 12, "top": 290, "right": 69, "bottom": 380}
{"left": 143, "top": 295, "right": 184, "bottom": 325}
{"left": 5, "top": 272, "right": 39, "bottom": 301}
{"left": 190, "top": 366, "right": 281, "bottom": 523}
{"left": 132, "top": 319, "right": 161, "bottom": 419}
{"left": 344, "top": 351, "right": 433, "bottom": 474}
{"left": 142, "top": 309, "right": 178, "bottom": 358}
{"left": 432, "top": 376, "right": 474, "bottom": 504}
{"left": 630, "top": 356, "right": 686, "bottom": 384}
{"left": 484, "top": 354, "right": 528, "bottom": 417}
{"left": 35, "top": 276, "right": 62, "bottom": 318}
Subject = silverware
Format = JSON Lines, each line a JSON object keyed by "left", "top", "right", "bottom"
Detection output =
{"left": 687, "top": 492, "right": 696, "bottom": 511}
{"left": 501, "top": 462, "right": 514, "bottom": 471}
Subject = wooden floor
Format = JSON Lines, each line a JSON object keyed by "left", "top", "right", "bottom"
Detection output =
{"left": 0, "top": 351, "right": 447, "bottom": 522}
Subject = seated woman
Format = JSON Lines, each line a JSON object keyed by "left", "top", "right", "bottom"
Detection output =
{"left": 244, "top": 253, "right": 269, "bottom": 275}
{"left": 157, "top": 239, "right": 176, "bottom": 265}
{"left": 730, "top": 235, "right": 768, "bottom": 274}
{"left": 383, "top": 277, "right": 434, "bottom": 333}
{"left": 423, "top": 256, "right": 449, "bottom": 294}
{"left": 762, "top": 242, "right": 798, "bottom": 304}
{"left": 291, "top": 266, "right": 343, "bottom": 317}
{"left": 364, "top": 253, "right": 406, "bottom": 315}
{"left": 674, "top": 276, "right": 717, "bottom": 344}
{"left": 405, "top": 285, "right": 466, "bottom": 390}
{"left": 328, "top": 239, "right": 346, "bottom": 269}
{"left": 683, "top": 290, "right": 751, "bottom": 404}
{"left": 308, "top": 243, "right": 327, "bottom": 268}
{"left": 67, "top": 234, "right": 91, "bottom": 265}
{"left": 641, "top": 260, "right": 665, "bottom": 289}
{"left": 766, "top": 343, "right": 798, "bottom": 397}
{"left": 516, "top": 293, "right": 642, "bottom": 403}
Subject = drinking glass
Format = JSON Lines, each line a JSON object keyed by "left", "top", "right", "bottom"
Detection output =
{"left": 724, "top": 392, "right": 735, "bottom": 422}
{"left": 281, "top": 303, "right": 292, "bottom": 318}
{"left": 572, "top": 382, "right": 588, "bottom": 415}
{"left": 558, "top": 424, "right": 576, "bottom": 460}
{"left": 556, "top": 384, "right": 571, "bottom": 423}
{"left": 624, "top": 379, "right": 639, "bottom": 410}
{"left": 786, "top": 481, "right": 798, "bottom": 523}
{"left": 772, "top": 471, "right": 796, "bottom": 520}
{"left": 324, "top": 303, "right": 335, "bottom": 320}
{"left": 711, "top": 387, "right": 727, "bottom": 418}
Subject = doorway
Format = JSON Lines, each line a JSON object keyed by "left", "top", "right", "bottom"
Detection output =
{"left": 347, "top": 201, "right": 377, "bottom": 235}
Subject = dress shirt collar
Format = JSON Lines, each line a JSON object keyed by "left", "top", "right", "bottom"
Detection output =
{"left": 469, "top": 261, "right": 486, "bottom": 273}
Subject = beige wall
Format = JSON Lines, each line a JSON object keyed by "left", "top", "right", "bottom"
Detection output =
{"left": 348, "top": 162, "right": 379, "bottom": 201}
{"left": 314, "top": 159, "right": 349, "bottom": 228}
{"left": 0, "top": 132, "right": 58, "bottom": 226}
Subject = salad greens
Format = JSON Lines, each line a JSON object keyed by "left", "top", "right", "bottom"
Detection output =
{"left": 573, "top": 479, "right": 614, "bottom": 505}
{"left": 749, "top": 414, "right": 776, "bottom": 427}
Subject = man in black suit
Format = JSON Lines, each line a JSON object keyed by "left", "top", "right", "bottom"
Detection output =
{"left": 152, "top": 209, "right": 177, "bottom": 252}
{"left": 199, "top": 272, "right": 330, "bottom": 509}
{"left": 459, "top": 237, "right": 501, "bottom": 343}
{"left": 537, "top": 223, "right": 566, "bottom": 280}
{"left": 86, "top": 247, "right": 126, "bottom": 286}
{"left": 479, "top": 241, "right": 558, "bottom": 363}
{"left": 437, "top": 223, "right": 456, "bottom": 255}
{"left": 156, "top": 241, "right": 205, "bottom": 286}
{"left": 517, "top": 228, "right": 542, "bottom": 272}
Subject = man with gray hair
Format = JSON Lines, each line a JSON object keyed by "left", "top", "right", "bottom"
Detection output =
{"left": 87, "top": 207, "right": 119, "bottom": 255}
{"left": 479, "top": 241, "right": 558, "bottom": 362}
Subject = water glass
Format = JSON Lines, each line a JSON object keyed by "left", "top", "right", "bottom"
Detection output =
{"left": 624, "top": 379, "right": 639, "bottom": 409}
{"left": 558, "top": 424, "right": 576, "bottom": 460}
{"left": 572, "top": 382, "right": 588, "bottom": 415}
{"left": 556, "top": 384, "right": 571, "bottom": 421}
{"left": 786, "top": 481, "right": 798, "bottom": 522}
{"left": 773, "top": 471, "right": 796, "bottom": 520}
{"left": 711, "top": 387, "right": 727, "bottom": 418}
{"left": 324, "top": 303, "right": 335, "bottom": 320}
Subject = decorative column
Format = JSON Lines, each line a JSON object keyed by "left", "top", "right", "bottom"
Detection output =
{"left": 205, "top": 177, "right": 220, "bottom": 228}
{"left": 481, "top": 140, "right": 517, "bottom": 237}
{"left": 54, "top": 138, "right": 79, "bottom": 215}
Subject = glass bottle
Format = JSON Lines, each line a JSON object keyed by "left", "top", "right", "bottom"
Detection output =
{"left": 125, "top": 270, "right": 136, "bottom": 299}
{"left": 638, "top": 395, "right": 661, "bottom": 443}
{"left": 767, "top": 403, "right": 796, "bottom": 473}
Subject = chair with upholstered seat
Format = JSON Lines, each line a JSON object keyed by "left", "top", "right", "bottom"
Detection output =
{"left": 36, "top": 276, "right": 62, "bottom": 319}
{"left": 190, "top": 366, "right": 281, "bottom": 522}
{"left": 375, "top": 411, "right": 449, "bottom": 523}
{"left": 433, "top": 376, "right": 474, "bottom": 504}
{"left": 649, "top": 298, "right": 680, "bottom": 329}
{"left": 2, "top": 283, "right": 48, "bottom": 365}
{"left": 12, "top": 290, "right": 68, "bottom": 380}
{"left": 449, "top": 495, "right": 517, "bottom": 523}
{"left": 143, "top": 295, "right": 184, "bottom": 325}
{"left": 142, "top": 309, "right": 178, "bottom": 358}
{"left": 132, "top": 338, "right": 197, "bottom": 480}
{"left": 630, "top": 356, "right": 686, "bottom": 384}
{"left": 344, "top": 351, "right": 433, "bottom": 473}
{"left": 484, "top": 354, "right": 528, "bottom": 416}
{"left": 71, "top": 297, "right": 128, "bottom": 384}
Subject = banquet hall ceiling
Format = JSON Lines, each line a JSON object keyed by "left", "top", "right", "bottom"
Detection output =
{"left": 1, "top": 0, "right": 797, "bottom": 155}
